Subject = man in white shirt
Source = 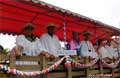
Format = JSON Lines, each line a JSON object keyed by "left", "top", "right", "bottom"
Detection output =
{"left": 97, "top": 39, "right": 113, "bottom": 59}
{"left": 80, "top": 30, "right": 98, "bottom": 58}
{"left": 12, "top": 23, "right": 47, "bottom": 65}
{"left": 105, "top": 39, "right": 118, "bottom": 58}
{"left": 40, "top": 23, "right": 61, "bottom": 57}
{"left": 13, "top": 23, "right": 47, "bottom": 56}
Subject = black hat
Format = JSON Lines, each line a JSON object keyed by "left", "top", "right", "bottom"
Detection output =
{"left": 46, "top": 22, "right": 56, "bottom": 29}
{"left": 72, "top": 31, "right": 80, "bottom": 36}
{"left": 82, "top": 30, "right": 92, "bottom": 36}
{"left": 23, "top": 23, "right": 34, "bottom": 30}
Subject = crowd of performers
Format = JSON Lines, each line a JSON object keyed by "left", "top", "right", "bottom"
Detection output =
{"left": 0, "top": 22, "right": 120, "bottom": 62}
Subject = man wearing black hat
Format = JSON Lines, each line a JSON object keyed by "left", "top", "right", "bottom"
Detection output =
{"left": 80, "top": 30, "right": 98, "bottom": 58}
{"left": 14, "top": 23, "right": 47, "bottom": 57}
{"left": 40, "top": 23, "right": 61, "bottom": 57}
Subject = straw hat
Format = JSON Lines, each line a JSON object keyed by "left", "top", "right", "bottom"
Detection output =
{"left": 23, "top": 23, "right": 34, "bottom": 30}
{"left": 72, "top": 31, "right": 80, "bottom": 36}
{"left": 46, "top": 22, "right": 56, "bottom": 29}
{"left": 82, "top": 30, "right": 92, "bottom": 36}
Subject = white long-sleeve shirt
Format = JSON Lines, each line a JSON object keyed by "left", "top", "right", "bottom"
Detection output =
{"left": 98, "top": 46, "right": 113, "bottom": 59}
{"left": 80, "top": 40, "right": 98, "bottom": 58}
{"left": 40, "top": 33, "right": 61, "bottom": 56}
{"left": 105, "top": 45, "right": 118, "bottom": 58}
{"left": 16, "top": 35, "right": 46, "bottom": 56}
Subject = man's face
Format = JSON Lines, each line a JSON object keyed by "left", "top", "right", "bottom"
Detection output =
{"left": 102, "top": 40, "right": 107, "bottom": 45}
{"left": 73, "top": 33, "right": 79, "bottom": 40}
{"left": 24, "top": 29, "right": 32, "bottom": 36}
{"left": 47, "top": 27, "right": 55, "bottom": 34}
{"left": 84, "top": 35, "right": 90, "bottom": 40}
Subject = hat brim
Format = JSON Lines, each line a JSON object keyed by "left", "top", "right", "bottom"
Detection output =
{"left": 23, "top": 27, "right": 34, "bottom": 30}
{"left": 72, "top": 31, "right": 81, "bottom": 36}
{"left": 82, "top": 31, "right": 92, "bottom": 36}
{"left": 46, "top": 25, "right": 56, "bottom": 29}
{"left": 23, "top": 23, "right": 34, "bottom": 30}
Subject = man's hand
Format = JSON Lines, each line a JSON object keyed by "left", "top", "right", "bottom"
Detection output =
{"left": 15, "top": 46, "right": 23, "bottom": 56}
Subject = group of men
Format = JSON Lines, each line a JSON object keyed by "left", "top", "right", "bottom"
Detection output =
{"left": 14, "top": 23, "right": 61, "bottom": 59}
{"left": 13, "top": 22, "right": 120, "bottom": 60}
{"left": 69, "top": 31, "right": 120, "bottom": 59}
{"left": 69, "top": 31, "right": 97, "bottom": 58}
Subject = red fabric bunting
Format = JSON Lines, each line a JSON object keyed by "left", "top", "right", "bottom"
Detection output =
{"left": 0, "top": 0, "right": 120, "bottom": 42}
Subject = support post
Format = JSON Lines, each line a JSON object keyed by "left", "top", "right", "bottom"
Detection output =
{"left": 42, "top": 55, "right": 48, "bottom": 78}
{"left": 99, "top": 60, "right": 103, "bottom": 78}
{"left": 9, "top": 54, "right": 16, "bottom": 78}
{"left": 111, "top": 59, "right": 115, "bottom": 78}
{"left": 67, "top": 66, "right": 72, "bottom": 78}
{"left": 85, "top": 57, "right": 89, "bottom": 78}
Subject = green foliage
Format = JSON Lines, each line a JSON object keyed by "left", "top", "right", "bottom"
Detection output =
{"left": 1, "top": 48, "right": 10, "bottom": 54}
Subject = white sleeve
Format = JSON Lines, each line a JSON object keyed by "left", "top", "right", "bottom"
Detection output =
{"left": 36, "top": 38, "right": 47, "bottom": 55}
{"left": 15, "top": 35, "right": 25, "bottom": 47}
{"left": 89, "top": 41, "right": 95, "bottom": 52}
{"left": 80, "top": 41, "right": 86, "bottom": 52}
{"left": 39, "top": 35, "right": 47, "bottom": 50}
{"left": 55, "top": 35, "right": 61, "bottom": 49}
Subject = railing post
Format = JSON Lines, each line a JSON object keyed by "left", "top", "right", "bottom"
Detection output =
{"left": 99, "top": 60, "right": 103, "bottom": 78}
{"left": 42, "top": 55, "right": 48, "bottom": 78}
{"left": 111, "top": 59, "right": 115, "bottom": 78}
{"left": 111, "top": 68, "right": 115, "bottom": 78}
{"left": 10, "top": 55, "right": 16, "bottom": 67}
{"left": 67, "top": 65, "right": 72, "bottom": 78}
{"left": 9, "top": 54, "right": 16, "bottom": 78}
{"left": 85, "top": 57, "right": 89, "bottom": 78}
